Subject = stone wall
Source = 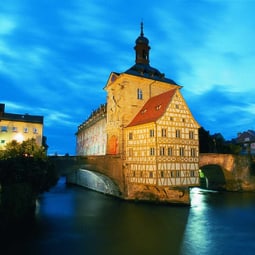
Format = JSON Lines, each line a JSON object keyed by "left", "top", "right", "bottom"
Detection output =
{"left": 199, "top": 153, "right": 255, "bottom": 191}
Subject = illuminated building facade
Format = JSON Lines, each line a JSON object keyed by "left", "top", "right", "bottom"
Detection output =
{"left": 76, "top": 104, "right": 107, "bottom": 156}
{"left": 76, "top": 24, "right": 200, "bottom": 198}
{"left": 0, "top": 103, "right": 44, "bottom": 150}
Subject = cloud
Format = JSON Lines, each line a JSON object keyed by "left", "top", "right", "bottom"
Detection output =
{"left": 0, "top": 16, "right": 17, "bottom": 35}
{"left": 1, "top": 0, "right": 255, "bottom": 154}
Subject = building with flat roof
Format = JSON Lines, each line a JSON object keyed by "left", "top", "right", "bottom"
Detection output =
{"left": 0, "top": 103, "right": 44, "bottom": 150}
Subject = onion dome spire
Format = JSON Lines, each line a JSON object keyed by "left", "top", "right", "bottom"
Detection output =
{"left": 134, "top": 22, "right": 150, "bottom": 65}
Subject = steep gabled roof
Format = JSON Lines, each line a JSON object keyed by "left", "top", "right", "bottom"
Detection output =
{"left": 127, "top": 89, "right": 176, "bottom": 127}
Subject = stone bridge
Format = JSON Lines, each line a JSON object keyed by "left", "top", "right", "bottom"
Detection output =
{"left": 50, "top": 155, "right": 126, "bottom": 197}
{"left": 199, "top": 153, "right": 255, "bottom": 191}
{"left": 50, "top": 153, "right": 255, "bottom": 199}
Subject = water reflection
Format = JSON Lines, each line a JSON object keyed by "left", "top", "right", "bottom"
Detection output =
{"left": 181, "top": 188, "right": 216, "bottom": 254}
{"left": 1, "top": 179, "right": 255, "bottom": 255}
{"left": 34, "top": 178, "right": 190, "bottom": 255}
{"left": 181, "top": 188, "right": 255, "bottom": 255}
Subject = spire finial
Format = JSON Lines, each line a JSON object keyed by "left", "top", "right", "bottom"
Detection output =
{"left": 140, "top": 21, "right": 144, "bottom": 37}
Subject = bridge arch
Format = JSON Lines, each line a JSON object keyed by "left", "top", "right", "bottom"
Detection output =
{"left": 199, "top": 154, "right": 240, "bottom": 191}
{"left": 199, "top": 164, "right": 226, "bottom": 190}
{"left": 67, "top": 169, "right": 121, "bottom": 197}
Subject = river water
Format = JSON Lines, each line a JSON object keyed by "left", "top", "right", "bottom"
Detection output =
{"left": 2, "top": 177, "right": 255, "bottom": 255}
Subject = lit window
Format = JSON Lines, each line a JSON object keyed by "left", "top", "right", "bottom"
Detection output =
{"left": 137, "top": 88, "right": 143, "bottom": 100}
{"left": 1, "top": 126, "right": 7, "bottom": 132}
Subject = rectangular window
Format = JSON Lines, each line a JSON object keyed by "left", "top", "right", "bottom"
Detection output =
{"left": 190, "top": 170, "right": 195, "bottom": 177}
{"left": 191, "top": 148, "right": 196, "bottom": 157}
{"left": 168, "top": 147, "right": 173, "bottom": 156}
{"left": 160, "top": 147, "right": 165, "bottom": 156}
{"left": 1, "top": 126, "right": 7, "bottom": 132}
{"left": 171, "top": 171, "right": 175, "bottom": 177}
{"left": 24, "top": 127, "right": 28, "bottom": 133}
{"left": 150, "top": 147, "right": 155, "bottom": 156}
{"left": 129, "top": 132, "right": 133, "bottom": 140}
{"left": 128, "top": 148, "right": 133, "bottom": 157}
{"left": 137, "top": 88, "right": 143, "bottom": 100}
{"left": 161, "top": 128, "right": 167, "bottom": 137}
{"left": 179, "top": 147, "right": 185, "bottom": 156}
{"left": 160, "top": 171, "right": 164, "bottom": 178}
{"left": 1, "top": 140, "right": 5, "bottom": 144}
{"left": 189, "top": 131, "right": 194, "bottom": 139}
{"left": 133, "top": 171, "right": 136, "bottom": 177}
{"left": 149, "top": 171, "right": 153, "bottom": 178}
{"left": 176, "top": 129, "right": 181, "bottom": 138}
{"left": 33, "top": 128, "right": 38, "bottom": 134}
{"left": 149, "top": 129, "right": 154, "bottom": 137}
{"left": 176, "top": 170, "right": 180, "bottom": 177}
{"left": 12, "top": 127, "right": 18, "bottom": 132}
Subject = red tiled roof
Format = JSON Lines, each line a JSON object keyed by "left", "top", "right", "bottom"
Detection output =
{"left": 127, "top": 89, "right": 176, "bottom": 127}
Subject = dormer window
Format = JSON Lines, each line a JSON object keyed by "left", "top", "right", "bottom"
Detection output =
{"left": 155, "top": 104, "right": 162, "bottom": 110}
{"left": 141, "top": 108, "right": 147, "bottom": 114}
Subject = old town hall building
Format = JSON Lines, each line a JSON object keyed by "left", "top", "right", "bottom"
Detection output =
{"left": 76, "top": 24, "right": 200, "bottom": 201}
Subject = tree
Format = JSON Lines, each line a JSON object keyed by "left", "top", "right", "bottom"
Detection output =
{"left": 199, "top": 127, "right": 241, "bottom": 154}
{"left": 0, "top": 139, "right": 58, "bottom": 225}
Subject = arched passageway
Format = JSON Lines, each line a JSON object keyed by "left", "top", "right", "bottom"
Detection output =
{"left": 67, "top": 169, "right": 121, "bottom": 197}
{"left": 199, "top": 164, "right": 226, "bottom": 190}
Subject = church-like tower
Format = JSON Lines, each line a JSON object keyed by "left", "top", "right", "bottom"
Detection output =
{"left": 134, "top": 22, "right": 150, "bottom": 65}
{"left": 104, "top": 23, "right": 179, "bottom": 155}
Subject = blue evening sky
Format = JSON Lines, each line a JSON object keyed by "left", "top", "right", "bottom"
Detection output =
{"left": 0, "top": 0, "right": 254, "bottom": 155}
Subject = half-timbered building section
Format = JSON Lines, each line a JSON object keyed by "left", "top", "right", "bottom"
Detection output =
{"left": 125, "top": 88, "right": 200, "bottom": 187}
